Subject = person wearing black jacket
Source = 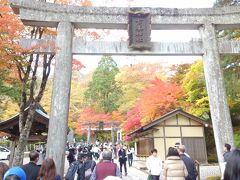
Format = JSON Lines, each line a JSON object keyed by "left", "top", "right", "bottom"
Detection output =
{"left": 65, "top": 153, "right": 85, "bottom": 180}
{"left": 83, "top": 153, "right": 96, "bottom": 180}
{"left": 67, "top": 148, "right": 76, "bottom": 166}
{"left": 21, "top": 151, "right": 40, "bottom": 180}
{"left": 118, "top": 144, "right": 127, "bottom": 176}
{"left": 178, "top": 145, "right": 198, "bottom": 180}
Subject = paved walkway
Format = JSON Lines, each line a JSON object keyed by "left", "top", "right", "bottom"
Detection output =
{"left": 122, "top": 166, "right": 148, "bottom": 180}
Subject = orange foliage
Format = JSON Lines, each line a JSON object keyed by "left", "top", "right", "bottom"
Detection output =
{"left": 72, "top": 59, "right": 85, "bottom": 71}
{"left": 0, "top": 0, "right": 24, "bottom": 67}
{"left": 75, "top": 108, "right": 125, "bottom": 134}
{"left": 139, "top": 78, "right": 184, "bottom": 124}
{"left": 78, "top": 107, "right": 111, "bottom": 127}
{"left": 122, "top": 107, "right": 141, "bottom": 133}
{"left": 111, "top": 111, "right": 125, "bottom": 122}
{"left": 0, "top": 0, "right": 24, "bottom": 87}
{"left": 123, "top": 78, "right": 184, "bottom": 135}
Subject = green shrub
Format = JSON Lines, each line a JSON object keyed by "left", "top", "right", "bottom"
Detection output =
{"left": 0, "top": 139, "right": 10, "bottom": 148}
{"left": 234, "top": 131, "right": 240, "bottom": 148}
{"left": 206, "top": 176, "right": 221, "bottom": 180}
{"left": 208, "top": 153, "right": 218, "bottom": 164}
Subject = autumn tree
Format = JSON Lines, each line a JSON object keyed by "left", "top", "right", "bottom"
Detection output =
{"left": 122, "top": 78, "right": 183, "bottom": 135}
{"left": 169, "top": 64, "right": 191, "bottom": 85}
{"left": 138, "top": 78, "right": 184, "bottom": 124}
{"left": 182, "top": 60, "right": 210, "bottom": 120}
{"left": 84, "top": 56, "right": 122, "bottom": 113}
{"left": 122, "top": 107, "right": 141, "bottom": 133}
{"left": 1, "top": 0, "right": 91, "bottom": 166}
{"left": 40, "top": 59, "right": 87, "bottom": 132}
{"left": 115, "top": 63, "right": 166, "bottom": 113}
{"left": 0, "top": 0, "right": 56, "bottom": 165}
{"left": 0, "top": 0, "right": 23, "bottom": 119}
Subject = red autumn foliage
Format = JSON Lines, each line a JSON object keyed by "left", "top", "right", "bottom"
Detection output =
{"left": 123, "top": 78, "right": 184, "bottom": 135}
{"left": 122, "top": 107, "right": 141, "bottom": 133}
{"left": 72, "top": 59, "right": 86, "bottom": 71}
{"left": 79, "top": 108, "right": 111, "bottom": 122}
{"left": 139, "top": 78, "right": 183, "bottom": 124}
{"left": 76, "top": 108, "right": 125, "bottom": 134}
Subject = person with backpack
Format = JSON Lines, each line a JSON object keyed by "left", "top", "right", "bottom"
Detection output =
{"left": 90, "top": 150, "right": 121, "bottom": 180}
{"left": 83, "top": 153, "right": 96, "bottom": 180}
{"left": 65, "top": 153, "right": 85, "bottom": 180}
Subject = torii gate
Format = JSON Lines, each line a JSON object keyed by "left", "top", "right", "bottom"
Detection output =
{"left": 10, "top": 0, "right": 240, "bottom": 176}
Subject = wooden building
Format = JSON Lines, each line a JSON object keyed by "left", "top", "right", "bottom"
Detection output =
{"left": 129, "top": 108, "right": 211, "bottom": 164}
{"left": 0, "top": 106, "right": 49, "bottom": 165}
{"left": 0, "top": 106, "right": 49, "bottom": 142}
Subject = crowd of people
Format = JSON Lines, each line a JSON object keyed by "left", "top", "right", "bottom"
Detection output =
{"left": 65, "top": 142, "right": 133, "bottom": 180}
{"left": 0, "top": 142, "right": 239, "bottom": 180}
{"left": 0, "top": 151, "right": 61, "bottom": 180}
{"left": 146, "top": 145, "right": 196, "bottom": 180}
{"left": 145, "top": 143, "right": 240, "bottom": 180}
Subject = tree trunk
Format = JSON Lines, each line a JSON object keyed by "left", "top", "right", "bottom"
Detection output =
{"left": 9, "top": 140, "right": 17, "bottom": 167}
{"left": 12, "top": 105, "right": 36, "bottom": 166}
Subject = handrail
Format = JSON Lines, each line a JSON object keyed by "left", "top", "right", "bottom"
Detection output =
{"left": 195, "top": 160, "right": 200, "bottom": 180}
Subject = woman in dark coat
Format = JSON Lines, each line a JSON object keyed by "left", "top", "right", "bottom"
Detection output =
{"left": 224, "top": 149, "right": 240, "bottom": 180}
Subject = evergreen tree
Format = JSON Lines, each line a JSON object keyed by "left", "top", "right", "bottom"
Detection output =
{"left": 84, "top": 56, "right": 122, "bottom": 113}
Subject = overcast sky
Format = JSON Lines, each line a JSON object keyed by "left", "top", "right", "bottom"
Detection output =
{"left": 76, "top": 0, "right": 217, "bottom": 75}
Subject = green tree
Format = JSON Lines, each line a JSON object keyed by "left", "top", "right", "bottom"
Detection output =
{"left": 0, "top": 69, "right": 21, "bottom": 119}
{"left": 0, "top": 70, "right": 21, "bottom": 102}
{"left": 215, "top": 0, "right": 232, "bottom": 6}
{"left": 84, "top": 56, "right": 122, "bottom": 113}
{"left": 221, "top": 55, "right": 240, "bottom": 125}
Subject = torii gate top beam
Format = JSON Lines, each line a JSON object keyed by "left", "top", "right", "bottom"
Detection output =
{"left": 10, "top": 0, "right": 240, "bottom": 30}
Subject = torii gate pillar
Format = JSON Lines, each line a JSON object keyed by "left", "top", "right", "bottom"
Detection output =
{"left": 46, "top": 21, "right": 73, "bottom": 176}
{"left": 200, "top": 24, "right": 234, "bottom": 168}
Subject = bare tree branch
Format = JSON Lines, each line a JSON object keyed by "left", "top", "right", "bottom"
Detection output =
{"left": 35, "top": 54, "right": 54, "bottom": 102}
{"left": 16, "top": 65, "right": 24, "bottom": 82}
{"left": 39, "top": 27, "right": 44, "bottom": 39}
